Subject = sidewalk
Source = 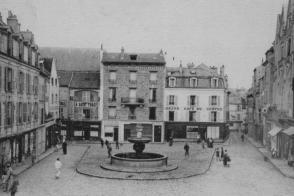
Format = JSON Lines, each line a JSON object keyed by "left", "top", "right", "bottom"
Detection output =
{"left": 245, "top": 135, "right": 294, "bottom": 179}
{"left": 13, "top": 146, "right": 60, "bottom": 176}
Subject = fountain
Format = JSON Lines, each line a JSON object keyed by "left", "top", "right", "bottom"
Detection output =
{"left": 101, "top": 124, "right": 177, "bottom": 173}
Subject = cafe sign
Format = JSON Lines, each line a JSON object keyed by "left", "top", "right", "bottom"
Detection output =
{"left": 75, "top": 102, "right": 97, "bottom": 107}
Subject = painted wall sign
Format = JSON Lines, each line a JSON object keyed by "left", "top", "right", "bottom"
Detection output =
{"left": 74, "top": 102, "right": 97, "bottom": 107}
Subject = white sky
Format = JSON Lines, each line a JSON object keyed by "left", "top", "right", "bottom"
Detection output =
{"left": 0, "top": 0, "right": 286, "bottom": 88}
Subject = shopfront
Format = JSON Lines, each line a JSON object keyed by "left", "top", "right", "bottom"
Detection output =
{"left": 69, "top": 121, "right": 101, "bottom": 141}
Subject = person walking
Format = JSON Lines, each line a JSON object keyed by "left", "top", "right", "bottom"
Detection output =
{"left": 107, "top": 143, "right": 112, "bottom": 158}
{"left": 9, "top": 174, "right": 19, "bottom": 196}
{"left": 184, "top": 142, "right": 190, "bottom": 158}
{"left": 100, "top": 138, "right": 104, "bottom": 148}
{"left": 169, "top": 137, "right": 173, "bottom": 146}
{"left": 4, "top": 164, "right": 13, "bottom": 192}
{"left": 241, "top": 134, "right": 245, "bottom": 142}
{"left": 54, "top": 158, "right": 62, "bottom": 179}
{"left": 105, "top": 140, "right": 109, "bottom": 148}
{"left": 116, "top": 140, "right": 119, "bottom": 149}
{"left": 201, "top": 139, "right": 206, "bottom": 149}
{"left": 216, "top": 148, "right": 220, "bottom": 161}
{"left": 62, "top": 140, "right": 67, "bottom": 155}
{"left": 223, "top": 150, "right": 231, "bottom": 167}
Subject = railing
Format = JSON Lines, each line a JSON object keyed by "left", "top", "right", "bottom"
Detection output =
{"left": 121, "top": 97, "right": 144, "bottom": 104}
{"left": 108, "top": 98, "right": 117, "bottom": 102}
{"left": 128, "top": 115, "right": 136, "bottom": 120}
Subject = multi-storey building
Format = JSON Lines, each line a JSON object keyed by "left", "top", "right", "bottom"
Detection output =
{"left": 58, "top": 70, "right": 100, "bottom": 140}
{"left": 164, "top": 63, "right": 229, "bottom": 141}
{"left": 0, "top": 11, "right": 47, "bottom": 172}
{"left": 101, "top": 48, "right": 166, "bottom": 142}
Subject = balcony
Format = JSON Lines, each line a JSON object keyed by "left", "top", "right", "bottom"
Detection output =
{"left": 121, "top": 97, "right": 144, "bottom": 107}
{"left": 108, "top": 98, "right": 117, "bottom": 102}
{"left": 45, "top": 112, "right": 54, "bottom": 122}
{"left": 128, "top": 114, "right": 136, "bottom": 120}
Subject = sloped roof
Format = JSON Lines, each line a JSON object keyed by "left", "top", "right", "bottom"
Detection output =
{"left": 43, "top": 58, "right": 53, "bottom": 73}
{"left": 70, "top": 72, "right": 100, "bottom": 89}
{"left": 102, "top": 52, "right": 165, "bottom": 64}
{"left": 40, "top": 47, "right": 100, "bottom": 71}
{"left": 57, "top": 70, "right": 100, "bottom": 89}
{"left": 57, "top": 70, "right": 73, "bottom": 87}
{"left": 166, "top": 63, "right": 218, "bottom": 77}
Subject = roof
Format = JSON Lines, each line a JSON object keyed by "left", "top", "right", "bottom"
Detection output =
{"left": 166, "top": 63, "right": 220, "bottom": 77}
{"left": 43, "top": 58, "right": 53, "bottom": 73}
{"left": 39, "top": 47, "right": 100, "bottom": 71}
{"left": 57, "top": 70, "right": 100, "bottom": 89}
{"left": 102, "top": 52, "right": 165, "bottom": 64}
{"left": 282, "top": 127, "right": 294, "bottom": 136}
{"left": 268, "top": 127, "right": 282, "bottom": 136}
{"left": 70, "top": 72, "right": 100, "bottom": 89}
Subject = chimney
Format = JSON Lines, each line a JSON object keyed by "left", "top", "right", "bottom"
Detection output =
{"left": 187, "top": 62, "right": 195, "bottom": 69}
{"left": 179, "top": 61, "right": 183, "bottom": 75}
{"left": 0, "top": 12, "right": 2, "bottom": 23}
{"left": 7, "top": 11, "right": 20, "bottom": 33}
{"left": 210, "top": 66, "right": 218, "bottom": 75}
{"left": 220, "top": 65, "right": 225, "bottom": 76}
{"left": 159, "top": 49, "right": 164, "bottom": 56}
{"left": 120, "top": 47, "right": 125, "bottom": 60}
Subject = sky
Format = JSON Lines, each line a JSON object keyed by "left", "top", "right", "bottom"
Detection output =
{"left": 0, "top": 0, "right": 286, "bottom": 89}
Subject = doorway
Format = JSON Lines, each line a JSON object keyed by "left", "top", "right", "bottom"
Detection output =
{"left": 114, "top": 127, "right": 119, "bottom": 141}
{"left": 154, "top": 126, "right": 162, "bottom": 142}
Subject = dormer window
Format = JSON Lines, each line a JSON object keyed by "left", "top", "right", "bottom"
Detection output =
{"left": 169, "top": 77, "right": 176, "bottom": 87}
{"left": 190, "top": 77, "right": 198, "bottom": 87}
{"left": 211, "top": 78, "right": 218, "bottom": 88}
{"left": 130, "top": 54, "right": 137, "bottom": 60}
{"left": 23, "top": 46, "right": 28, "bottom": 63}
{"left": 12, "top": 39, "right": 19, "bottom": 58}
{"left": 0, "top": 34, "right": 8, "bottom": 53}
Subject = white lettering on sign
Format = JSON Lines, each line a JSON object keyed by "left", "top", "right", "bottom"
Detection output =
{"left": 206, "top": 107, "right": 223, "bottom": 111}
{"left": 164, "top": 106, "right": 179, "bottom": 110}
{"left": 75, "top": 102, "right": 97, "bottom": 107}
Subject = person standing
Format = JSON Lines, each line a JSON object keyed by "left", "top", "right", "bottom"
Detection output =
{"left": 241, "top": 134, "right": 245, "bottom": 142}
{"left": 169, "top": 137, "right": 173, "bottom": 146}
{"left": 100, "top": 138, "right": 104, "bottom": 148}
{"left": 4, "top": 164, "right": 13, "bottom": 192}
{"left": 201, "top": 139, "right": 206, "bottom": 149}
{"left": 115, "top": 140, "right": 119, "bottom": 149}
{"left": 62, "top": 140, "right": 67, "bottom": 155}
{"left": 107, "top": 144, "right": 112, "bottom": 158}
{"left": 184, "top": 142, "right": 190, "bottom": 158}
{"left": 105, "top": 140, "right": 109, "bottom": 148}
{"left": 220, "top": 147, "right": 224, "bottom": 161}
{"left": 216, "top": 148, "right": 220, "bottom": 161}
{"left": 54, "top": 158, "right": 62, "bottom": 179}
{"left": 9, "top": 174, "right": 19, "bottom": 196}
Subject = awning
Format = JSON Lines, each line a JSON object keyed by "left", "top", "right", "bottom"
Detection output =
{"left": 268, "top": 127, "right": 282, "bottom": 136}
{"left": 282, "top": 127, "right": 294, "bottom": 136}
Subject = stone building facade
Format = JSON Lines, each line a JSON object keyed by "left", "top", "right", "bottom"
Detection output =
{"left": 58, "top": 70, "right": 100, "bottom": 140}
{"left": 0, "top": 11, "right": 48, "bottom": 173}
{"left": 164, "top": 64, "right": 229, "bottom": 141}
{"left": 101, "top": 48, "right": 165, "bottom": 142}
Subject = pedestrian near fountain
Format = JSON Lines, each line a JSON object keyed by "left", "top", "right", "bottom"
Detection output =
{"left": 216, "top": 147, "right": 220, "bottom": 161}
{"left": 100, "top": 138, "right": 104, "bottom": 148}
{"left": 9, "top": 174, "right": 19, "bottom": 196}
{"left": 201, "top": 139, "right": 206, "bottom": 149}
{"left": 220, "top": 147, "right": 224, "bottom": 160}
{"left": 105, "top": 140, "right": 109, "bottom": 148}
{"left": 116, "top": 140, "right": 119, "bottom": 149}
{"left": 54, "top": 158, "right": 62, "bottom": 179}
{"left": 107, "top": 143, "right": 112, "bottom": 158}
{"left": 184, "top": 142, "right": 190, "bottom": 157}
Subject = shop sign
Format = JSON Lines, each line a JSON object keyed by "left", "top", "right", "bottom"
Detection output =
{"left": 75, "top": 102, "right": 97, "bottom": 107}
{"left": 184, "top": 107, "right": 202, "bottom": 111}
{"left": 164, "top": 106, "right": 179, "bottom": 110}
{"left": 74, "top": 131, "right": 82, "bottom": 136}
{"left": 206, "top": 107, "right": 222, "bottom": 111}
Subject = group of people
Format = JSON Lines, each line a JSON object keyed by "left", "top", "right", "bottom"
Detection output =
{"left": 216, "top": 147, "right": 231, "bottom": 167}
{"left": 1, "top": 164, "right": 19, "bottom": 195}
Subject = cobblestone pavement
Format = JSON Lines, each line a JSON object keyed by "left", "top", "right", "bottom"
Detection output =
{"left": 5, "top": 133, "right": 294, "bottom": 196}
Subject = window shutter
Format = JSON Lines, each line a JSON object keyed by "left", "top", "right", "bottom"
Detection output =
{"left": 187, "top": 96, "right": 190, "bottom": 106}
{"left": 12, "top": 103, "right": 15, "bottom": 125}
{"left": 209, "top": 111, "right": 211, "bottom": 122}
{"left": 16, "top": 102, "right": 19, "bottom": 124}
{"left": 186, "top": 111, "right": 189, "bottom": 122}
{"left": 4, "top": 67, "right": 7, "bottom": 92}
{"left": 175, "top": 95, "right": 178, "bottom": 105}
{"left": 0, "top": 66, "right": 1, "bottom": 91}
{"left": 196, "top": 95, "right": 199, "bottom": 106}
{"left": 4, "top": 101, "right": 6, "bottom": 126}
{"left": 174, "top": 111, "right": 177, "bottom": 121}
{"left": 209, "top": 96, "right": 211, "bottom": 106}
{"left": 216, "top": 112, "right": 220, "bottom": 122}
{"left": 196, "top": 111, "right": 200, "bottom": 121}
{"left": 217, "top": 96, "right": 220, "bottom": 106}
{"left": 166, "top": 95, "right": 169, "bottom": 106}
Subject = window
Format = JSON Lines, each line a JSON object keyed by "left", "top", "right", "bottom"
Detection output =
{"left": 210, "top": 96, "right": 218, "bottom": 106}
{"left": 5, "top": 67, "right": 13, "bottom": 92}
{"left": 55, "top": 78, "right": 58, "bottom": 86}
{"left": 60, "top": 108, "right": 64, "bottom": 118}
{"left": 33, "top": 76, "right": 38, "bottom": 95}
{"left": 168, "top": 95, "right": 175, "bottom": 105}
{"left": 169, "top": 111, "right": 174, "bottom": 121}
{"left": 169, "top": 77, "right": 176, "bottom": 87}
{"left": 0, "top": 34, "right": 8, "bottom": 53}
{"left": 130, "top": 54, "right": 137, "bottom": 60}
{"left": 18, "top": 71, "right": 25, "bottom": 94}
{"left": 24, "top": 46, "right": 28, "bottom": 63}
{"left": 28, "top": 103, "right": 31, "bottom": 122}
{"left": 210, "top": 111, "right": 217, "bottom": 122}
{"left": 23, "top": 103, "right": 27, "bottom": 123}
{"left": 82, "top": 91, "right": 90, "bottom": 102}
{"left": 5, "top": 102, "right": 13, "bottom": 126}
{"left": 149, "top": 88, "right": 156, "bottom": 102}
{"left": 12, "top": 39, "right": 19, "bottom": 58}
{"left": 26, "top": 74, "right": 31, "bottom": 94}
{"left": 34, "top": 102, "right": 38, "bottom": 120}
{"left": 109, "top": 88, "right": 116, "bottom": 102}
{"left": 109, "top": 71, "right": 116, "bottom": 81}
{"left": 149, "top": 107, "right": 156, "bottom": 120}
{"left": 51, "top": 78, "right": 54, "bottom": 86}
{"left": 211, "top": 78, "right": 218, "bottom": 88}
{"left": 108, "top": 106, "right": 116, "bottom": 119}
{"left": 129, "top": 107, "right": 136, "bottom": 119}
{"left": 237, "top": 114, "right": 241, "bottom": 120}
{"left": 83, "top": 109, "right": 90, "bottom": 119}
{"left": 190, "top": 95, "right": 196, "bottom": 106}
{"left": 288, "top": 39, "right": 291, "bottom": 56}
{"left": 51, "top": 94, "right": 54, "bottom": 104}
{"left": 150, "top": 72, "right": 157, "bottom": 82}
{"left": 129, "top": 71, "right": 137, "bottom": 82}
{"left": 190, "top": 78, "right": 197, "bottom": 87}
{"left": 55, "top": 94, "right": 58, "bottom": 103}
{"left": 189, "top": 111, "right": 197, "bottom": 122}
{"left": 129, "top": 88, "right": 136, "bottom": 99}
{"left": 18, "top": 102, "right": 23, "bottom": 124}
{"left": 31, "top": 51, "right": 36, "bottom": 66}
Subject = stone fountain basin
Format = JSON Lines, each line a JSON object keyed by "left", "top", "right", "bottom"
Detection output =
{"left": 111, "top": 152, "right": 167, "bottom": 168}
{"left": 128, "top": 137, "right": 151, "bottom": 143}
